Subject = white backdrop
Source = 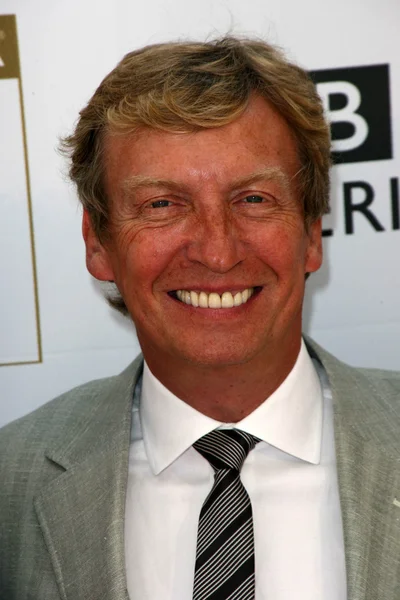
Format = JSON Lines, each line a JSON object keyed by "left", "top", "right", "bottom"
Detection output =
{"left": 1, "top": 0, "right": 399, "bottom": 427}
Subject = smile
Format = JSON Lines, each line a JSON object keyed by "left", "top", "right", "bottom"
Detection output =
{"left": 173, "top": 287, "right": 258, "bottom": 309}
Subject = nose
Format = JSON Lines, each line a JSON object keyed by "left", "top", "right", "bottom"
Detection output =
{"left": 185, "top": 205, "right": 246, "bottom": 273}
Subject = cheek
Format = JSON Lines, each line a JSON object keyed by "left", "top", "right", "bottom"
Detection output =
{"left": 251, "top": 225, "right": 307, "bottom": 275}
{"left": 111, "top": 227, "right": 181, "bottom": 291}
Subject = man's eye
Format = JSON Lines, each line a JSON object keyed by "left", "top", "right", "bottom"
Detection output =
{"left": 243, "top": 195, "right": 264, "bottom": 203}
{"left": 150, "top": 200, "right": 171, "bottom": 208}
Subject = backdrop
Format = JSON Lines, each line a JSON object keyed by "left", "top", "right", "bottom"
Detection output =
{"left": 1, "top": 0, "right": 399, "bottom": 427}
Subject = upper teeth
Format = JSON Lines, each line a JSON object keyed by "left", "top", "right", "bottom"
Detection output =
{"left": 176, "top": 288, "right": 254, "bottom": 308}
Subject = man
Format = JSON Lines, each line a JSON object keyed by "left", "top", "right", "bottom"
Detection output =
{"left": 0, "top": 37, "right": 399, "bottom": 600}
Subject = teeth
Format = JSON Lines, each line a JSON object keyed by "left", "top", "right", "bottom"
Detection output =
{"left": 221, "top": 291, "right": 233, "bottom": 308}
{"left": 190, "top": 291, "right": 199, "bottom": 307}
{"left": 208, "top": 293, "right": 221, "bottom": 309}
{"left": 233, "top": 291, "right": 242, "bottom": 307}
{"left": 199, "top": 292, "right": 208, "bottom": 308}
{"left": 175, "top": 288, "right": 255, "bottom": 308}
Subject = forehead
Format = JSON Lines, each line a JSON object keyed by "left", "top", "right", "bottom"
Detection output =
{"left": 103, "top": 95, "right": 300, "bottom": 193}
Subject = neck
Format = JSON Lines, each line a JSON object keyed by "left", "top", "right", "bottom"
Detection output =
{"left": 143, "top": 338, "right": 302, "bottom": 422}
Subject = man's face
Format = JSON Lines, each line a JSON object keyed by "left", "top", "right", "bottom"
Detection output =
{"left": 85, "top": 95, "right": 322, "bottom": 370}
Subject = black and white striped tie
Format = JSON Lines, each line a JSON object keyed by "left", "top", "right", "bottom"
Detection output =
{"left": 192, "top": 429, "right": 260, "bottom": 600}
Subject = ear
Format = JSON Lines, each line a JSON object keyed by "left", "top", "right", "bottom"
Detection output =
{"left": 82, "top": 210, "right": 115, "bottom": 281}
{"left": 304, "top": 217, "right": 323, "bottom": 274}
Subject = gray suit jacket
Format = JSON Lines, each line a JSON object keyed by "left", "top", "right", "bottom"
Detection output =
{"left": 0, "top": 338, "right": 399, "bottom": 600}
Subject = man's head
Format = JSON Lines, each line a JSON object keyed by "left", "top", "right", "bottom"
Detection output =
{"left": 62, "top": 37, "right": 330, "bottom": 373}
{"left": 64, "top": 39, "right": 330, "bottom": 255}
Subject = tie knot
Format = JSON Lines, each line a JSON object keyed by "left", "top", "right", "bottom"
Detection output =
{"left": 193, "top": 429, "right": 260, "bottom": 472}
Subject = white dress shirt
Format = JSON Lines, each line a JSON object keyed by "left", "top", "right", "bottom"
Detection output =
{"left": 125, "top": 340, "right": 347, "bottom": 599}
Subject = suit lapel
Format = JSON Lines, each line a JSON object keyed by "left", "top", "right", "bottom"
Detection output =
{"left": 334, "top": 416, "right": 400, "bottom": 600}
{"left": 33, "top": 358, "right": 143, "bottom": 600}
{"left": 307, "top": 338, "right": 400, "bottom": 600}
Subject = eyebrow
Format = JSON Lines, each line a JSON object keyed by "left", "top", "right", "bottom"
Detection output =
{"left": 230, "top": 167, "right": 291, "bottom": 193}
{"left": 121, "top": 166, "right": 292, "bottom": 196}
{"left": 121, "top": 175, "right": 185, "bottom": 195}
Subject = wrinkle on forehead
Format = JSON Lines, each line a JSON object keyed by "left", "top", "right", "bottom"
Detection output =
{"left": 121, "top": 166, "right": 292, "bottom": 196}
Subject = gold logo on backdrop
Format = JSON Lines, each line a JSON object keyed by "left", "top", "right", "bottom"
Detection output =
{"left": 0, "top": 15, "right": 42, "bottom": 366}
{"left": 0, "top": 16, "right": 20, "bottom": 78}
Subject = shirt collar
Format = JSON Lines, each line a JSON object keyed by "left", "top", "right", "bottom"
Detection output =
{"left": 140, "top": 339, "right": 323, "bottom": 475}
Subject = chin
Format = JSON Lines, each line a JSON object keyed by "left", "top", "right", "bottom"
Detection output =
{"left": 177, "top": 344, "right": 260, "bottom": 369}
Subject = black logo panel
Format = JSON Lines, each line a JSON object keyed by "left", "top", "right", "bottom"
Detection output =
{"left": 310, "top": 65, "right": 392, "bottom": 164}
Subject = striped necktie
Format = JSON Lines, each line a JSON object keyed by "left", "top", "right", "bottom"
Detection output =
{"left": 192, "top": 429, "right": 260, "bottom": 600}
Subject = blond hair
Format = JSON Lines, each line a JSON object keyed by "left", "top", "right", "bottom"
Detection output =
{"left": 62, "top": 36, "right": 331, "bottom": 313}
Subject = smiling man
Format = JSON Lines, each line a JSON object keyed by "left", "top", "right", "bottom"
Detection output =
{"left": 1, "top": 37, "right": 399, "bottom": 600}
{"left": 86, "top": 93, "right": 322, "bottom": 422}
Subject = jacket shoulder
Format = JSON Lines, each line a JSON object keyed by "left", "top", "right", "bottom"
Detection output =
{"left": 1, "top": 374, "right": 118, "bottom": 446}
{"left": 330, "top": 358, "right": 400, "bottom": 407}
{"left": 0, "top": 356, "right": 142, "bottom": 468}
{"left": 348, "top": 364, "right": 400, "bottom": 421}
{"left": 357, "top": 364, "right": 400, "bottom": 387}
{"left": 306, "top": 337, "right": 400, "bottom": 454}
{"left": 306, "top": 335, "right": 400, "bottom": 399}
